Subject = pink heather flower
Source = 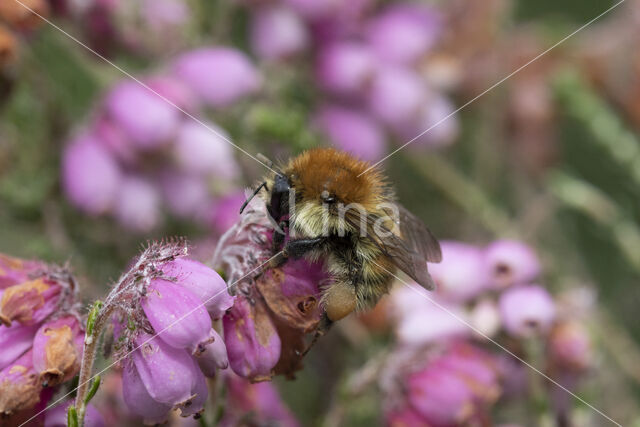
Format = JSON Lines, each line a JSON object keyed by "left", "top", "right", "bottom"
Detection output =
{"left": 140, "top": 0, "right": 190, "bottom": 33}
{"left": 282, "top": 0, "right": 337, "bottom": 19}
{"left": 178, "top": 368, "right": 208, "bottom": 418}
{"left": 499, "top": 285, "right": 556, "bottom": 338}
{"left": 315, "top": 41, "right": 374, "bottom": 95}
{"left": 223, "top": 373, "right": 299, "bottom": 427}
{"left": 385, "top": 405, "right": 430, "bottom": 427}
{"left": 469, "top": 298, "right": 501, "bottom": 338}
{"left": 0, "top": 323, "right": 38, "bottom": 370}
{"left": 394, "top": 94, "right": 459, "bottom": 150}
{"left": 62, "top": 134, "right": 121, "bottom": 215}
{"left": 44, "top": 401, "right": 105, "bottom": 427}
{"left": 0, "top": 278, "right": 61, "bottom": 327}
{"left": 428, "top": 241, "right": 488, "bottom": 302}
{"left": 366, "top": 4, "right": 441, "bottom": 64}
{"left": 390, "top": 284, "right": 468, "bottom": 346}
{"left": 314, "top": 105, "right": 386, "bottom": 161}
{"left": 548, "top": 321, "right": 591, "bottom": 371}
{"left": 223, "top": 296, "right": 281, "bottom": 381}
{"left": 159, "top": 258, "right": 234, "bottom": 320}
{"left": 405, "top": 343, "right": 499, "bottom": 426}
{"left": 161, "top": 173, "right": 211, "bottom": 219}
{"left": 173, "top": 121, "right": 240, "bottom": 178}
{"left": 367, "top": 67, "right": 425, "bottom": 127}
{"left": 122, "top": 361, "right": 172, "bottom": 424}
{"left": 197, "top": 329, "right": 229, "bottom": 377}
{"left": 146, "top": 75, "right": 198, "bottom": 113}
{"left": 0, "top": 254, "right": 44, "bottom": 289}
{"left": 172, "top": 48, "right": 262, "bottom": 108}
{"left": 32, "top": 315, "right": 84, "bottom": 387}
{"left": 0, "top": 349, "right": 41, "bottom": 417}
{"left": 211, "top": 190, "right": 247, "bottom": 235}
{"left": 484, "top": 240, "right": 541, "bottom": 289}
{"left": 113, "top": 176, "right": 162, "bottom": 232}
{"left": 131, "top": 333, "right": 203, "bottom": 406}
{"left": 250, "top": 5, "right": 309, "bottom": 61}
{"left": 142, "top": 278, "right": 215, "bottom": 355}
{"left": 105, "top": 81, "right": 180, "bottom": 149}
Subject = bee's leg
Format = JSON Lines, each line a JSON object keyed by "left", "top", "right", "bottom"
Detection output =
{"left": 283, "top": 237, "right": 325, "bottom": 259}
{"left": 301, "top": 312, "right": 333, "bottom": 357}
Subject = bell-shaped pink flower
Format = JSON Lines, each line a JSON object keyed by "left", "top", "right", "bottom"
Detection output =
{"left": 131, "top": 333, "right": 202, "bottom": 406}
{"left": 0, "top": 278, "right": 61, "bottom": 327}
{"left": 313, "top": 105, "right": 386, "bottom": 161}
{"left": 223, "top": 296, "right": 281, "bottom": 381}
{"left": 366, "top": 4, "right": 441, "bottom": 64}
{"left": 316, "top": 42, "right": 374, "bottom": 95}
{"left": 172, "top": 48, "right": 262, "bottom": 107}
{"left": 250, "top": 5, "right": 309, "bottom": 61}
{"left": 44, "top": 400, "right": 105, "bottom": 427}
{"left": 499, "top": 285, "right": 555, "bottom": 337}
{"left": 367, "top": 66, "right": 425, "bottom": 127}
{"left": 0, "top": 349, "right": 41, "bottom": 417}
{"left": 159, "top": 258, "right": 234, "bottom": 320}
{"left": 173, "top": 121, "right": 239, "bottom": 178}
{"left": 105, "top": 81, "right": 180, "bottom": 149}
{"left": 113, "top": 176, "right": 162, "bottom": 232}
{"left": 32, "top": 316, "right": 84, "bottom": 387}
{"left": 62, "top": 134, "right": 121, "bottom": 215}
{"left": 178, "top": 367, "right": 208, "bottom": 418}
{"left": 197, "top": 329, "right": 229, "bottom": 377}
{"left": 142, "top": 279, "right": 215, "bottom": 355}
{"left": 428, "top": 241, "right": 488, "bottom": 302}
{"left": 484, "top": 240, "right": 541, "bottom": 289}
{"left": 122, "top": 362, "right": 172, "bottom": 424}
{"left": 0, "top": 322, "right": 38, "bottom": 370}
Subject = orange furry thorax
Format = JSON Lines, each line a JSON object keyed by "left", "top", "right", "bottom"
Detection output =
{"left": 283, "top": 148, "right": 391, "bottom": 208}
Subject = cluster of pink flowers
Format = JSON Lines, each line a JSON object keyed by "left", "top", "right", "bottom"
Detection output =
{"left": 62, "top": 47, "right": 259, "bottom": 232}
{"left": 243, "top": 0, "right": 459, "bottom": 160}
{"left": 0, "top": 254, "right": 103, "bottom": 426}
{"left": 379, "top": 239, "right": 592, "bottom": 425}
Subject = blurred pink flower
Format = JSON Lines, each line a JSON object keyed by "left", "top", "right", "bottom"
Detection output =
{"left": 161, "top": 173, "right": 210, "bottom": 219}
{"left": 394, "top": 93, "right": 459, "bottom": 149}
{"left": 44, "top": 400, "right": 105, "bottom": 427}
{"left": 367, "top": 66, "right": 425, "bottom": 127}
{"left": 366, "top": 4, "right": 441, "bottom": 65}
{"left": 251, "top": 5, "right": 309, "bottom": 60}
{"left": 314, "top": 104, "right": 386, "bottom": 161}
{"left": 173, "top": 121, "right": 239, "bottom": 178}
{"left": 484, "top": 240, "right": 541, "bottom": 289}
{"left": 172, "top": 48, "right": 262, "bottom": 107}
{"left": 315, "top": 41, "right": 374, "bottom": 95}
{"left": 211, "top": 190, "right": 246, "bottom": 235}
{"left": 62, "top": 134, "right": 121, "bottom": 215}
{"left": 499, "top": 285, "right": 555, "bottom": 338}
{"left": 105, "top": 81, "right": 180, "bottom": 149}
{"left": 547, "top": 321, "right": 591, "bottom": 372}
{"left": 113, "top": 176, "right": 162, "bottom": 232}
{"left": 428, "top": 241, "right": 488, "bottom": 302}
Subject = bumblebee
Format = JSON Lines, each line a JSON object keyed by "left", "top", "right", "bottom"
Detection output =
{"left": 241, "top": 148, "right": 441, "bottom": 331}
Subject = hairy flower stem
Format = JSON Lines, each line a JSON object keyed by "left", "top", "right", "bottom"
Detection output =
{"left": 74, "top": 304, "right": 114, "bottom": 427}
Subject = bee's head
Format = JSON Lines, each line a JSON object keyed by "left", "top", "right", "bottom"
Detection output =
{"left": 267, "top": 173, "right": 291, "bottom": 222}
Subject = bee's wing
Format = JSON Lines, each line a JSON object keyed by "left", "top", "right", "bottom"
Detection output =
{"left": 395, "top": 204, "right": 442, "bottom": 263}
{"left": 346, "top": 212, "right": 438, "bottom": 290}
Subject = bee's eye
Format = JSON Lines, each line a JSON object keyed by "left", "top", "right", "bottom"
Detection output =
{"left": 321, "top": 190, "right": 336, "bottom": 203}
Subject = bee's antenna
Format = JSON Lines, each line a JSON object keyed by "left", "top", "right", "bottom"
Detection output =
{"left": 239, "top": 182, "right": 267, "bottom": 214}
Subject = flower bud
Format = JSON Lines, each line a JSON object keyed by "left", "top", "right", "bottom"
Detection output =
{"left": 0, "top": 322, "right": 38, "bottom": 370}
{"left": 428, "top": 241, "right": 488, "bottom": 302}
{"left": 173, "top": 121, "right": 239, "bottom": 178}
{"left": 316, "top": 42, "right": 374, "bottom": 95}
{"left": 172, "top": 48, "right": 262, "bottom": 108}
{"left": 62, "top": 134, "right": 121, "bottom": 215}
{"left": 0, "top": 278, "right": 61, "bottom": 327}
{"left": 122, "top": 362, "right": 172, "bottom": 424}
{"left": 131, "top": 333, "right": 202, "bottom": 406}
{"left": 484, "top": 240, "right": 541, "bottom": 289}
{"left": 366, "top": 5, "right": 440, "bottom": 64}
{"left": 499, "top": 285, "right": 555, "bottom": 338}
{"left": 250, "top": 5, "right": 309, "bottom": 61}
{"left": 160, "top": 258, "right": 234, "bottom": 320}
{"left": 197, "top": 329, "right": 229, "bottom": 377}
{"left": 223, "top": 296, "right": 281, "bottom": 381}
{"left": 314, "top": 105, "right": 386, "bottom": 162}
{"left": 105, "top": 81, "right": 180, "bottom": 149}
{"left": 44, "top": 401, "right": 105, "bottom": 427}
{"left": 0, "top": 350, "right": 41, "bottom": 416}
{"left": 32, "top": 315, "right": 84, "bottom": 387}
{"left": 142, "top": 279, "right": 215, "bottom": 355}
